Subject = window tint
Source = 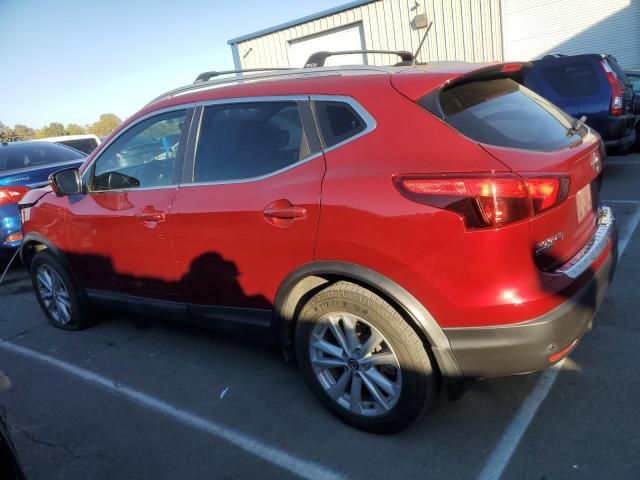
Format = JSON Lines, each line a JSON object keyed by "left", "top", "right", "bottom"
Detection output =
{"left": 540, "top": 63, "right": 599, "bottom": 97}
{"left": 92, "top": 110, "right": 185, "bottom": 191}
{"left": 194, "top": 101, "right": 309, "bottom": 182}
{"left": 0, "top": 142, "right": 85, "bottom": 172}
{"left": 58, "top": 138, "right": 98, "bottom": 154}
{"left": 434, "top": 78, "right": 581, "bottom": 151}
{"left": 314, "top": 101, "right": 366, "bottom": 148}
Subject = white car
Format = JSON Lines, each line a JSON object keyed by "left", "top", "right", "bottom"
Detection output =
{"left": 33, "top": 134, "right": 101, "bottom": 155}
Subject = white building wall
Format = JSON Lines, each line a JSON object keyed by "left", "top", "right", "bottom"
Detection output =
{"left": 233, "top": 0, "right": 504, "bottom": 69}
{"left": 503, "top": 0, "right": 640, "bottom": 68}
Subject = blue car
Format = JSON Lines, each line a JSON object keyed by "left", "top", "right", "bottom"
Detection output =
{"left": 0, "top": 141, "right": 86, "bottom": 250}
{"left": 524, "top": 54, "right": 637, "bottom": 153}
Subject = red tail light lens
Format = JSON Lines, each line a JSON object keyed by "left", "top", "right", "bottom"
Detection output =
{"left": 600, "top": 60, "right": 624, "bottom": 116}
{"left": 0, "top": 186, "right": 29, "bottom": 207}
{"left": 394, "top": 173, "right": 569, "bottom": 229}
{"left": 526, "top": 177, "right": 570, "bottom": 213}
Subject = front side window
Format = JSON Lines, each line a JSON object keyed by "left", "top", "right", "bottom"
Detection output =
{"left": 194, "top": 101, "right": 309, "bottom": 183}
{"left": 92, "top": 110, "right": 186, "bottom": 191}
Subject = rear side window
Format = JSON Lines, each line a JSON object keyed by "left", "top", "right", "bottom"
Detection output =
{"left": 432, "top": 78, "right": 581, "bottom": 151}
{"left": 540, "top": 63, "right": 600, "bottom": 97}
{"left": 58, "top": 138, "right": 98, "bottom": 154}
{"left": 314, "top": 101, "right": 366, "bottom": 148}
{"left": 194, "top": 101, "right": 310, "bottom": 182}
{"left": 0, "top": 142, "right": 85, "bottom": 172}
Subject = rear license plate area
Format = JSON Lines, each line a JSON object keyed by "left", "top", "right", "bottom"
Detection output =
{"left": 576, "top": 184, "right": 593, "bottom": 223}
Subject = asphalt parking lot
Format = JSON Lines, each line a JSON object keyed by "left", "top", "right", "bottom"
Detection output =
{"left": 1, "top": 154, "right": 639, "bottom": 480}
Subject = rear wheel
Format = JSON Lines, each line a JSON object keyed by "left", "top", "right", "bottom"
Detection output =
{"left": 295, "top": 281, "right": 436, "bottom": 433}
{"left": 30, "top": 250, "right": 94, "bottom": 330}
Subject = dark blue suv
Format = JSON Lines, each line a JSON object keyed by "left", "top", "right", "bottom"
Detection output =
{"left": 524, "top": 54, "right": 636, "bottom": 153}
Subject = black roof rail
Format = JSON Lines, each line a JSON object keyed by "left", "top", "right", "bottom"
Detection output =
{"left": 304, "top": 50, "right": 414, "bottom": 68}
{"left": 194, "top": 68, "right": 294, "bottom": 84}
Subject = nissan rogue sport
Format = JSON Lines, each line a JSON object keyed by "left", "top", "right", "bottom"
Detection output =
{"left": 19, "top": 59, "right": 617, "bottom": 433}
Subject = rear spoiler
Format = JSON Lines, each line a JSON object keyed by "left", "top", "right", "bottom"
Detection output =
{"left": 391, "top": 62, "right": 532, "bottom": 116}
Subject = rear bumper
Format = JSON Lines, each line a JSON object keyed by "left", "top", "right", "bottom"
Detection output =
{"left": 603, "top": 114, "right": 636, "bottom": 151}
{"left": 444, "top": 207, "right": 617, "bottom": 378}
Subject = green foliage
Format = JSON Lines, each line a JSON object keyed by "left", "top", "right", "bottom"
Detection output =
{"left": 35, "top": 122, "right": 65, "bottom": 138}
{"left": 13, "top": 124, "right": 35, "bottom": 140}
{"left": 1, "top": 114, "right": 122, "bottom": 142}
{"left": 0, "top": 121, "right": 13, "bottom": 142}
{"left": 65, "top": 123, "right": 87, "bottom": 135}
{"left": 88, "top": 114, "right": 122, "bottom": 136}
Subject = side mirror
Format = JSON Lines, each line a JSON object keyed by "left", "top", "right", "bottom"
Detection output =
{"left": 49, "top": 168, "right": 83, "bottom": 196}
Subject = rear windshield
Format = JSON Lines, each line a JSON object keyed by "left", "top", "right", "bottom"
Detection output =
{"left": 540, "top": 63, "right": 600, "bottom": 97}
{"left": 0, "top": 142, "right": 85, "bottom": 172}
{"left": 432, "top": 78, "right": 583, "bottom": 151}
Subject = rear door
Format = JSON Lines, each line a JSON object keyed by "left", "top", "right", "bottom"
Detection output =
{"left": 170, "top": 98, "right": 324, "bottom": 322}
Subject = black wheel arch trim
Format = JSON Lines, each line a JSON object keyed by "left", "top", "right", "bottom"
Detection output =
{"left": 273, "top": 260, "right": 464, "bottom": 380}
{"left": 20, "top": 232, "right": 66, "bottom": 267}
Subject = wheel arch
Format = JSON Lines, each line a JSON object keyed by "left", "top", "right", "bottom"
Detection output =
{"left": 21, "top": 232, "right": 67, "bottom": 271}
{"left": 273, "top": 261, "right": 463, "bottom": 380}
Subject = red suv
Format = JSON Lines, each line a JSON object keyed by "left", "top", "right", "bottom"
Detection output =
{"left": 19, "top": 61, "right": 617, "bottom": 433}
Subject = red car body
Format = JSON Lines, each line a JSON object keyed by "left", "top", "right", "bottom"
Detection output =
{"left": 20, "top": 62, "right": 617, "bottom": 383}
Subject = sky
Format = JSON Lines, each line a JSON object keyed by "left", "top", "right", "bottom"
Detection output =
{"left": 0, "top": 0, "right": 349, "bottom": 129}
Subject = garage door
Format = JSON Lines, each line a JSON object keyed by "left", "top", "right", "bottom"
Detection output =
{"left": 503, "top": 0, "right": 640, "bottom": 69}
{"left": 287, "top": 23, "right": 365, "bottom": 68}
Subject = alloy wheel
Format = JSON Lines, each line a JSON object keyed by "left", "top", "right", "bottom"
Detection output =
{"left": 309, "top": 312, "right": 402, "bottom": 416}
{"left": 36, "top": 265, "right": 72, "bottom": 325}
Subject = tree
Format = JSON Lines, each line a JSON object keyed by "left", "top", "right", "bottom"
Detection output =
{"left": 35, "top": 122, "right": 65, "bottom": 138}
{"left": 0, "top": 121, "right": 11, "bottom": 142}
{"left": 13, "top": 124, "right": 35, "bottom": 141}
{"left": 65, "top": 123, "right": 86, "bottom": 135}
{"left": 88, "top": 114, "right": 122, "bottom": 136}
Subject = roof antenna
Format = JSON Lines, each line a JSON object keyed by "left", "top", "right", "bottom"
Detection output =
{"left": 413, "top": 20, "right": 433, "bottom": 65}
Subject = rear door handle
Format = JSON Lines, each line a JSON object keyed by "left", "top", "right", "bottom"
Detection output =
{"left": 263, "top": 199, "right": 307, "bottom": 225}
{"left": 136, "top": 207, "right": 166, "bottom": 223}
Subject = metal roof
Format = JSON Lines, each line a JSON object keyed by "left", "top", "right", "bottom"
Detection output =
{"left": 227, "top": 0, "right": 377, "bottom": 45}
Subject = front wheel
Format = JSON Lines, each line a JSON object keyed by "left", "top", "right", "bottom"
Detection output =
{"left": 295, "top": 281, "right": 437, "bottom": 433}
{"left": 30, "top": 250, "right": 94, "bottom": 330}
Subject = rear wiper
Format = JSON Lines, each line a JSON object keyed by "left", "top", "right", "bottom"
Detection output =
{"left": 567, "top": 115, "right": 587, "bottom": 136}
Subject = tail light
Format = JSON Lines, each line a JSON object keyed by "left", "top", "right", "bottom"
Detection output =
{"left": 394, "top": 173, "right": 569, "bottom": 229}
{"left": 0, "top": 186, "right": 29, "bottom": 207}
{"left": 600, "top": 60, "right": 624, "bottom": 116}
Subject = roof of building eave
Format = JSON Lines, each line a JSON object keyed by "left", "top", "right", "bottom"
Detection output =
{"left": 227, "top": 0, "right": 377, "bottom": 45}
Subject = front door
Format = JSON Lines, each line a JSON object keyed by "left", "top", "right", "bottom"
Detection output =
{"left": 170, "top": 99, "right": 324, "bottom": 319}
{"left": 65, "top": 109, "right": 192, "bottom": 301}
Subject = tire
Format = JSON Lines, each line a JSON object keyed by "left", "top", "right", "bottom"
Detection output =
{"left": 295, "top": 281, "right": 436, "bottom": 433}
{"left": 30, "top": 250, "right": 94, "bottom": 330}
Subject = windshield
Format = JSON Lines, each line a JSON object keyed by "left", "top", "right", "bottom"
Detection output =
{"left": 433, "top": 78, "right": 584, "bottom": 151}
{"left": 0, "top": 142, "right": 85, "bottom": 172}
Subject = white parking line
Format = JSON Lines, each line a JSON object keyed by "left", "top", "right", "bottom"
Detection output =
{"left": 477, "top": 205, "right": 640, "bottom": 480}
{"left": 0, "top": 341, "right": 345, "bottom": 480}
